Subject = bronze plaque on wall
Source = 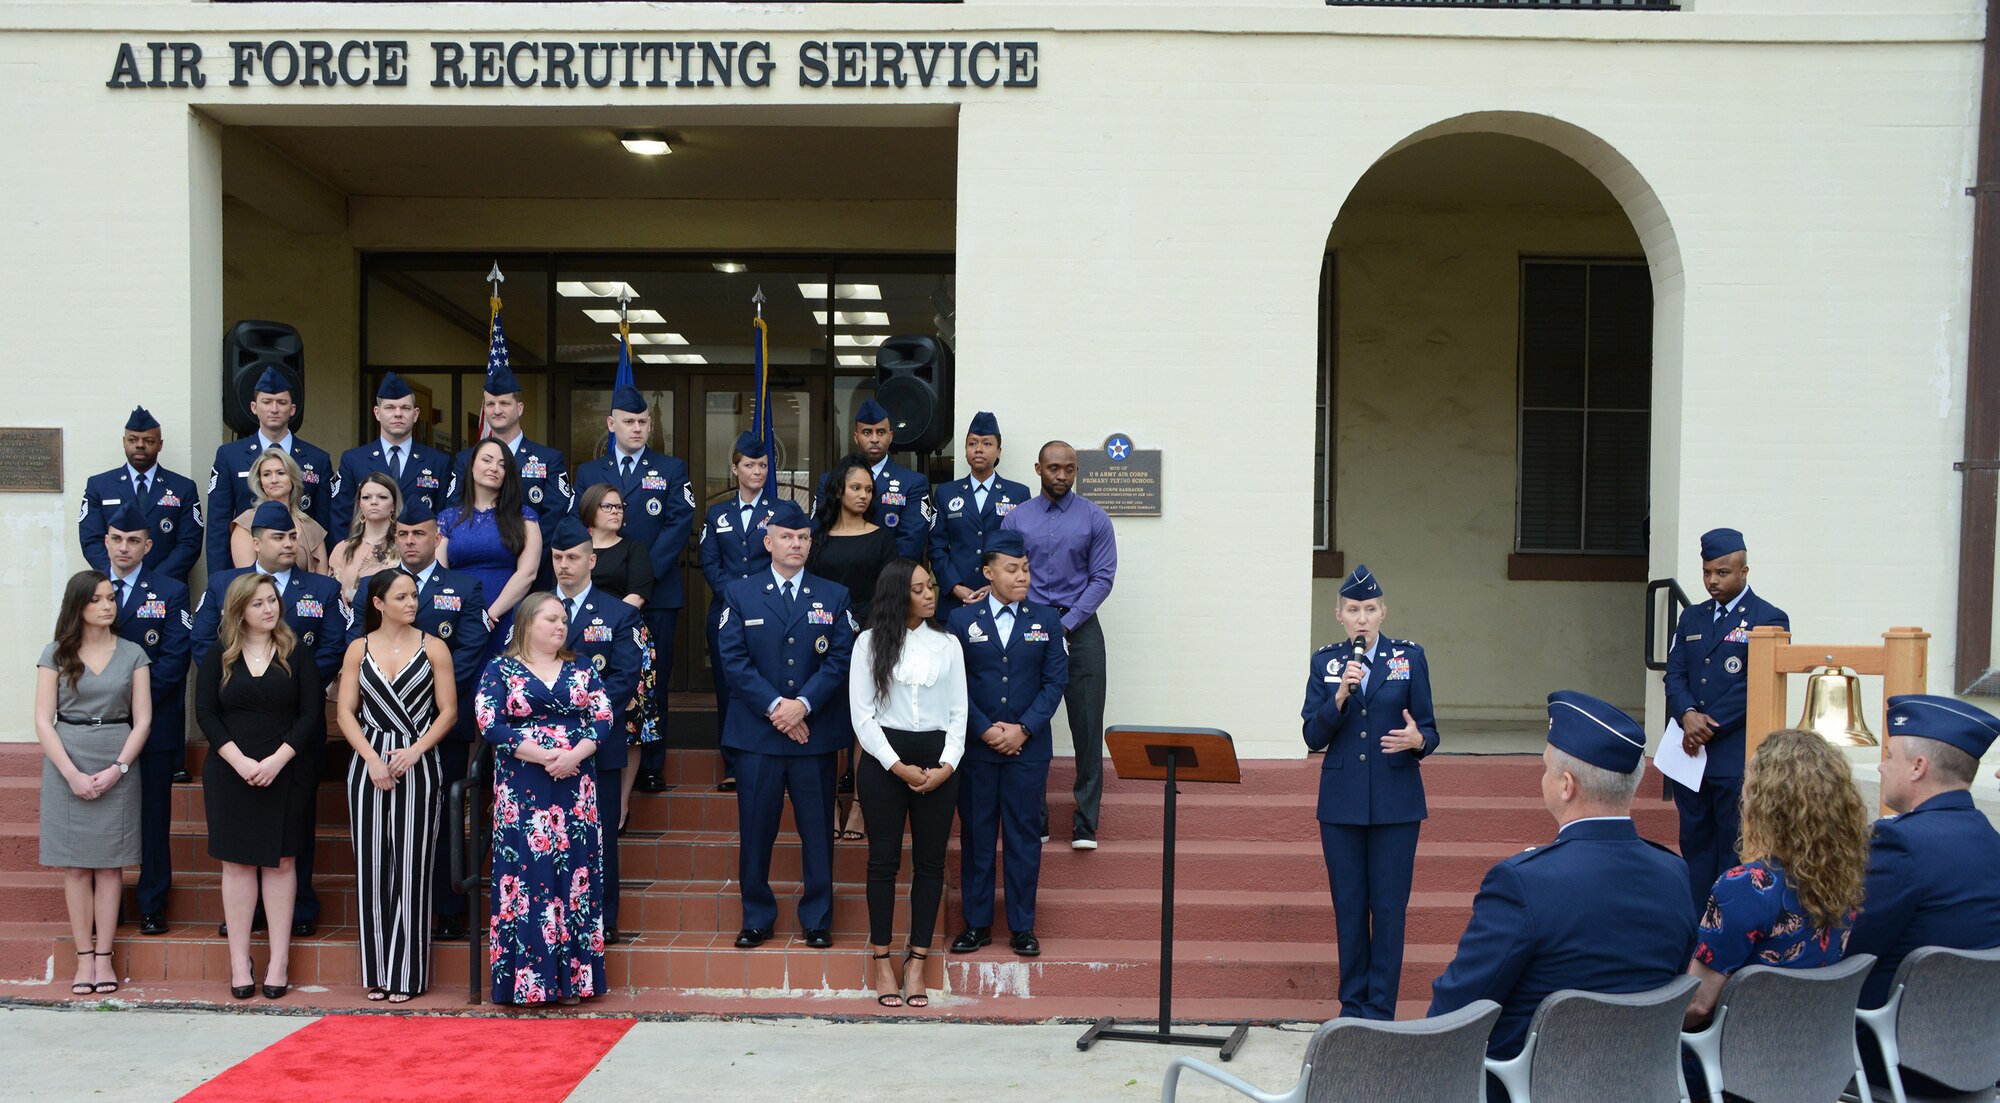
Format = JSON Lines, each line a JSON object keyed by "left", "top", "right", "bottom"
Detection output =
{"left": 0, "top": 428, "right": 62, "bottom": 492}
{"left": 1075, "top": 433, "right": 1161, "bottom": 517}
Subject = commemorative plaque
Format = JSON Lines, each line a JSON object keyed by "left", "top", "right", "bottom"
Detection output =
{"left": 1075, "top": 433, "right": 1161, "bottom": 517}
{"left": 0, "top": 428, "right": 62, "bottom": 492}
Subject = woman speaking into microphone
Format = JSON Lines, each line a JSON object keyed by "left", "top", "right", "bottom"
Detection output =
{"left": 1300, "top": 564, "right": 1440, "bottom": 1020}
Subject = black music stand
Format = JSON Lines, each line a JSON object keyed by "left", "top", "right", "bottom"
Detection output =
{"left": 1075, "top": 726, "right": 1250, "bottom": 1061}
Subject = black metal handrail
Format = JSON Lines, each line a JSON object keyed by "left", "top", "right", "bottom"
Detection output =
{"left": 447, "top": 748, "right": 489, "bottom": 1006}
{"left": 1644, "top": 577, "right": 1690, "bottom": 672}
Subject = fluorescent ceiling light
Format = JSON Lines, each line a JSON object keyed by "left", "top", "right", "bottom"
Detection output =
{"left": 837, "top": 355, "right": 874, "bottom": 367}
{"left": 796, "top": 283, "right": 882, "bottom": 301}
{"left": 584, "top": 308, "right": 665, "bottom": 324}
{"left": 835, "top": 334, "right": 887, "bottom": 348}
{"left": 620, "top": 131, "right": 672, "bottom": 156}
{"left": 712, "top": 262, "right": 748, "bottom": 274}
{"left": 558, "top": 281, "right": 639, "bottom": 299}
{"left": 626, "top": 332, "right": 689, "bottom": 346}
{"left": 639, "top": 353, "right": 707, "bottom": 364}
{"left": 813, "top": 311, "right": 891, "bottom": 326}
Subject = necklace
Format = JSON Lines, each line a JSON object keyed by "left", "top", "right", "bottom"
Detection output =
{"left": 384, "top": 628, "right": 420, "bottom": 655}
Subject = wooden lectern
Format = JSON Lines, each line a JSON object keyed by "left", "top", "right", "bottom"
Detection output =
{"left": 1743, "top": 626, "right": 1929, "bottom": 767}
{"left": 1076, "top": 726, "right": 1249, "bottom": 1062}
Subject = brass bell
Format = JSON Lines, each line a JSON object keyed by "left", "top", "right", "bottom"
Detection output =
{"left": 1796, "top": 663, "right": 1878, "bottom": 747}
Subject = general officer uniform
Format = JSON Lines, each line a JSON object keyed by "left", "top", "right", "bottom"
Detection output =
{"left": 79, "top": 406, "right": 203, "bottom": 589}
{"left": 445, "top": 363, "right": 574, "bottom": 566}
{"left": 102, "top": 501, "right": 193, "bottom": 934}
{"left": 928, "top": 411, "right": 1030, "bottom": 615}
{"left": 1429, "top": 691, "right": 1696, "bottom": 1063}
{"left": 205, "top": 366, "right": 333, "bottom": 572}
{"left": 716, "top": 500, "right": 855, "bottom": 948}
{"left": 193, "top": 500, "right": 351, "bottom": 933}
{"left": 572, "top": 386, "right": 695, "bottom": 789}
{"left": 544, "top": 516, "right": 647, "bottom": 939}
{"left": 390, "top": 501, "right": 493, "bottom": 937}
{"left": 817, "top": 398, "right": 933, "bottom": 561}
{"left": 330, "top": 372, "right": 452, "bottom": 540}
{"left": 1662, "top": 526, "right": 1790, "bottom": 914}
{"left": 698, "top": 431, "right": 780, "bottom": 781}
{"left": 946, "top": 530, "right": 1068, "bottom": 957}
{"left": 1300, "top": 564, "right": 1440, "bottom": 1020}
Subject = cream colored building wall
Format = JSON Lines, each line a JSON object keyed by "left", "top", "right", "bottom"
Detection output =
{"left": 0, "top": 4, "right": 1985, "bottom": 760}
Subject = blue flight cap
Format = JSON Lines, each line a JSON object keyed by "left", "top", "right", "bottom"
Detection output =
{"left": 733, "top": 430, "right": 769, "bottom": 460}
{"left": 253, "top": 366, "right": 293, "bottom": 398}
{"left": 984, "top": 530, "right": 1028, "bottom": 559}
{"left": 1340, "top": 564, "right": 1383, "bottom": 602}
{"left": 765, "top": 499, "right": 812, "bottom": 531}
{"left": 854, "top": 398, "right": 891, "bottom": 426}
{"left": 483, "top": 363, "right": 522, "bottom": 396}
{"left": 612, "top": 386, "right": 648, "bottom": 414}
{"left": 1886, "top": 694, "right": 2000, "bottom": 760}
{"left": 548, "top": 516, "right": 592, "bottom": 552}
{"left": 1546, "top": 690, "right": 1647, "bottom": 774}
{"left": 376, "top": 372, "right": 414, "bottom": 401}
{"left": 968, "top": 411, "right": 1001, "bottom": 438}
{"left": 1700, "top": 528, "right": 1747, "bottom": 561}
{"left": 249, "top": 500, "right": 296, "bottom": 533}
{"left": 395, "top": 501, "right": 437, "bottom": 527}
{"left": 106, "top": 501, "right": 151, "bottom": 535}
{"left": 124, "top": 406, "right": 159, "bottom": 433}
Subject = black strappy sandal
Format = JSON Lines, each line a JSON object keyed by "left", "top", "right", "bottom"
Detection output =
{"left": 872, "top": 951, "right": 903, "bottom": 1007}
{"left": 903, "top": 949, "right": 930, "bottom": 1009}
{"left": 70, "top": 950, "right": 92, "bottom": 995}
{"left": 92, "top": 951, "right": 119, "bottom": 994}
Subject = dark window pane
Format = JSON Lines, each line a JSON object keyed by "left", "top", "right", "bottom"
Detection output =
{"left": 1587, "top": 265, "right": 1652, "bottom": 410}
{"left": 1585, "top": 411, "right": 1648, "bottom": 554}
{"left": 1520, "top": 409, "right": 1584, "bottom": 551}
{"left": 1521, "top": 264, "right": 1587, "bottom": 408}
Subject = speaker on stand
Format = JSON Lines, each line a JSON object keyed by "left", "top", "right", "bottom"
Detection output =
{"left": 873, "top": 335, "right": 953, "bottom": 455}
{"left": 221, "top": 320, "right": 305, "bottom": 437}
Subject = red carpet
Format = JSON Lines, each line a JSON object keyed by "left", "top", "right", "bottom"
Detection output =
{"left": 180, "top": 1015, "right": 637, "bottom": 1103}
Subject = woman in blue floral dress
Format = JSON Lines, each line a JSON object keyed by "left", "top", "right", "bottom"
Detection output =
{"left": 476, "top": 591, "right": 612, "bottom": 1006}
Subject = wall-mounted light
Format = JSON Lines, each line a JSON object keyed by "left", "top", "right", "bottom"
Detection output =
{"left": 712, "top": 261, "right": 748, "bottom": 274}
{"left": 620, "top": 131, "right": 672, "bottom": 156}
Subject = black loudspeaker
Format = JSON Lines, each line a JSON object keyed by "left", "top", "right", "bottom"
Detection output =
{"left": 221, "top": 320, "right": 305, "bottom": 437}
{"left": 874, "top": 335, "right": 952, "bottom": 454}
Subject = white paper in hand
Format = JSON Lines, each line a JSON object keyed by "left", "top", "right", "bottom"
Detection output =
{"left": 1652, "top": 718, "right": 1706, "bottom": 791}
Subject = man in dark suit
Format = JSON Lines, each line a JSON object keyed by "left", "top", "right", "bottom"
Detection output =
{"left": 1662, "top": 526, "right": 1790, "bottom": 913}
{"left": 697, "top": 431, "right": 781, "bottom": 791}
{"left": 330, "top": 372, "right": 452, "bottom": 540}
{"left": 546, "top": 516, "right": 647, "bottom": 942}
{"left": 1429, "top": 690, "right": 1696, "bottom": 1064}
{"left": 101, "top": 502, "right": 192, "bottom": 935}
{"left": 388, "top": 500, "right": 491, "bottom": 941}
{"left": 946, "top": 530, "right": 1067, "bottom": 958}
{"left": 193, "top": 499, "right": 350, "bottom": 936}
{"left": 79, "top": 406, "right": 203, "bottom": 590}
{"left": 716, "top": 500, "right": 855, "bottom": 950}
{"left": 205, "top": 366, "right": 333, "bottom": 572}
{"left": 928, "top": 411, "right": 1032, "bottom": 616}
{"left": 571, "top": 385, "right": 693, "bottom": 795}
{"left": 817, "top": 397, "right": 932, "bottom": 560}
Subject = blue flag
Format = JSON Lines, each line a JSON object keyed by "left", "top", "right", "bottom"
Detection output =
{"left": 609, "top": 325, "right": 634, "bottom": 458}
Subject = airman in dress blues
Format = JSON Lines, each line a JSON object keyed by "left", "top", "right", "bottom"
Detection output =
{"left": 698, "top": 430, "right": 781, "bottom": 790}
{"left": 572, "top": 385, "right": 695, "bottom": 794}
{"left": 928, "top": 411, "right": 1030, "bottom": 615}
{"left": 330, "top": 372, "right": 452, "bottom": 540}
{"left": 545, "top": 516, "right": 646, "bottom": 942}
{"left": 946, "top": 530, "right": 1068, "bottom": 958}
{"left": 79, "top": 406, "right": 202, "bottom": 589}
{"left": 1663, "top": 527, "right": 1791, "bottom": 914}
{"left": 193, "top": 499, "right": 351, "bottom": 937}
{"left": 1301, "top": 564, "right": 1439, "bottom": 1019}
{"left": 101, "top": 502, "right": 193, "bottom": 936}
{"left": 445, "top": 362, "right": 574, "bottom": 554}
{"left": 817, "top": 398, "right": 932, "bottom": 561}
{"left": 206, "top": 367, "right": 332, "bottom": 571}
{"left": 716, "top": 499, "right": 856, "bottom": 950}
{"left": 389, "top": 500, "right": 492, "bottom": 942}
{"left": 1430, "top": 691, "right": 1696, "bottom": 1064}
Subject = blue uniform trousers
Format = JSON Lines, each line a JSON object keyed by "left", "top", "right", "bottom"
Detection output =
{"left": 639, "top": 607, "right": 678, "bottom": 774}
{"left": 957, "top": 755, "right": 1050, "bottom": 933}
{"left": 1672, "top": 777, "right": 1742, "bottom": 915}
{"left": 1319, "top": 820, "right": 1421, "bottom": 1020}
{"left": 598, "top": 759, "right": 625, "bottom": 930}
{"left": 734, "top": 749, "right": 838, "bottom": 931}
{"left": 431, "top": 740, "right": 476, "bottom": 920}
{"left": 704, "top": 610, "right": 736, "bottom": 779}
{"left": 135, "top": 746, "right": 180, "bottom": 915}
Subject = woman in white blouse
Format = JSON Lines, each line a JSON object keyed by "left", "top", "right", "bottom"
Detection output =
{"left": 848, "top": 557, "right": 967, "bottom": 1010}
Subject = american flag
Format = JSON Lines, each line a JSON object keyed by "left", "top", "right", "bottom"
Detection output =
{"left": 478, "top": 293, "right": 508, "bottom": 440}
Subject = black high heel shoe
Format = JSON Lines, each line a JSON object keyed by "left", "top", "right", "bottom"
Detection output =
{"left": 262, "top": 981, "right": 289, "bottom": 999}
{"left": 231, "top": 982, "right": 255, "bottom": 1000}
{"left": 903, "top": 948, "right": 931, "bottom": 1009}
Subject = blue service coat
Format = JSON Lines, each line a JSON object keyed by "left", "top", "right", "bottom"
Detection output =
{"left": 573, "top": 448, "right": 695, "bottom": 610}
{"left": 205, "top": 436, "right": 334, "bottom": 571}
{"left": 1429, "top": 818, "right": 1697, "bottom": 1059}
{"left": 111, "top": 568, "right": 192, "bottom": 754}
{"left": 1845, "top": 790, "right": 2000, "bottom": 1008}
{"left": 927, "top": 474, "right": 1031, "bottom": 598}
{"left": 1662, "top": 588, "right": 1790, "bottom": 777}
{"left": 330, "top": 438, "right": 453, "bottom": 539}
{"left": 447, "top": 437, "right": 574, "bottom": 542}
{"left": 816, "top": 459, "right": 932, "bottom": 560}
{"left": 404, "top": 565, "right": 490, "bottom": 737}
{"left": 715, "top": 572, "right": 855, "bottom": 757}
{"left": 192, "top": 567, "right": 349, "bottom": 684}
{"left": 946, "top": 599, "right": 1068, "bottom": 765}
{"left": 1301, "top": 638, "right": 1440, "bottom": 825}
{"left": 78, "top": 466, "right": 203, "bottom": 586}
{"left": 698, "top": 492, "right": 780, "bottom": 599}
{"left": 550, "top": 589, "right": 646, "bottom": 767}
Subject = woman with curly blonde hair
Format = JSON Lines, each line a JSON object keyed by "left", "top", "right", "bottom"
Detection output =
{"left": 1683, "top": 727, "right": 1873, "bottom": 1027}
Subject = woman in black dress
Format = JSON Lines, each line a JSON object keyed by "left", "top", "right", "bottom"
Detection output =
{"left": 808, "top": 453, "right": 900, "bottom": 839}
{"left": 578, "top": 481, "right": 657, "bottom": 818}
{"left": 195, "top": 572, "right": 321, "bottom": 1000}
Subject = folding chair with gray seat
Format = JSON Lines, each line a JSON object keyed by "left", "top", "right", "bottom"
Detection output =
{"left": 1678, "top": 954, "right": 1876, "bottom": 1103}
{"left": 1157, "top": 1000, "right": 1501, "bottom": 1103}
{"left": 1852, "top": 945, "right": 2000, "bottom": 1103}
{"left": 1483, "top": 975, "right": 1700, "bottom": 1103}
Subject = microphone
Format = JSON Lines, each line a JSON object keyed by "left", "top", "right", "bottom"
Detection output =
{"left": 1343, "top": 635, "right": 1370, "bottom": 705}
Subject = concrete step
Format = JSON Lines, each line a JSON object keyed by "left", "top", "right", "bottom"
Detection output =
{"left": 965, "top": 886, "right": 1486, "bottom": 947}
{"left": 939, "top": 936, "right": 1454, "bottom": 1001}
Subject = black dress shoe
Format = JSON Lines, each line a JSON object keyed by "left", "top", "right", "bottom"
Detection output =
{"left": 802, "top": 928, "right": 833, "bottom": 949}
{"left": 950, "top": 927, "right": 992, "bottom": 954}
{"left": 604, "top": 927, "right": 621, "bottom": 946}
{"left": 735, "top": 927, "right": 773, "bottom": 949}
{"left": 231, "top": 983, "right": 255, "bottom": 1000}
{"left": 172, "top": 769, "right": 191, "bottom": 784}
{"left": 139, "top": 913, "right": 168, "bottom": 936}
{"left": 433, "top": 917, "right": 467, "bottom": 942}
{"left": 634, "top": 770, "right": 667, "bottom": 793}
{"left": 292, "top": 921, "right": 316, "bottom": 938}
{"left": 716, "top": 778, "right": 737, "bottom": 793}
{"left": 1010, "top": 931, "right": 1041, "bottom": 957}
{"left": 261, "top": 983, "right": 289, "bottom": 999}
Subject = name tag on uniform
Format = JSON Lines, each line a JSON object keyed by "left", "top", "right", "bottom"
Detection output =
{"left": 520, "top": 457, "right": 547, "bottom": 480}
{"left": 138, "top": 600, "right": 166, "bottom": 619}
{"left": 295, "top": 596, "right": 325, "bottom": 618}
{"left": 1685, "top": 634, "right": 1703, "bottom": 642}
{"left": 744, "top": 618, "right": 765, "bottom": 627}
{"left": 806, "top": 609, "right": 834, "bottom": 625}
{"left": 583, "top": 624, "right": 613, "bottom": 642}
{"left": 1387, "top": 656, "right": 1412, "bottom": 681}
{"left": 641, "top": 474, "right": 668, "bottom": 490}
{"left": 434, "top": 594, "right": 462, "bottom": 611}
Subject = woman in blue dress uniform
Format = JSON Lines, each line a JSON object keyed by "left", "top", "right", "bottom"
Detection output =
{"left": 1301, "top": 564, "right": 1440, "bottom": 1020}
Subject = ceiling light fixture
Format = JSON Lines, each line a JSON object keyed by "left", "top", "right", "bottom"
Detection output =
{"left": 712, "top": 262, "right": 749, "bottom": 274}
{"left": 625, "top": 332, "right": 690, "bottom": 346}
{"left": 558, "top": 281, "right": 639, "bottom": 299}
{"left": 584, "top": 308, "right": 665, "bottom": 324}
{"left": 814, "top": 311, "right": 891, "bottom": 326}
{"left": 620, "top": 131, "right": 672, "bottom": 156}
{"left": 797, "top": 283, "right": 883, "bottom": 301}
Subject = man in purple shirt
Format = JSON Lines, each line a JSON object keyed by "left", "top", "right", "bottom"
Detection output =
{"left": 1000, "top": 441, "right": 1118, "bottom": 848}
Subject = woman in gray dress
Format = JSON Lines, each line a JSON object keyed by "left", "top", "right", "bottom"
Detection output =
{"left": 35, "top": 570, "right": 153, "bottom": 997}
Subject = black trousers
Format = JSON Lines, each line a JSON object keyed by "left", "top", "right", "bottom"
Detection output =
{"left": 857, "top": 728, "right": 960, "bottom": 948}
{"left": 1063, "top": 614, "right": 1108, "bottom": 839}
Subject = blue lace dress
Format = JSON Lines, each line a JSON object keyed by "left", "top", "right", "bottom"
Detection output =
{"left": 439, "top": 503, "right": 537, "bottom": 665}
